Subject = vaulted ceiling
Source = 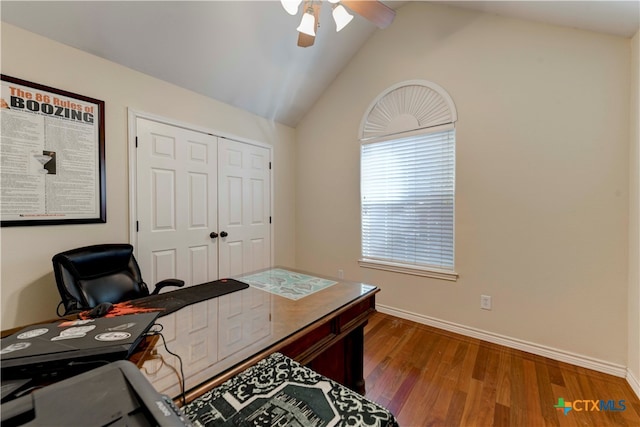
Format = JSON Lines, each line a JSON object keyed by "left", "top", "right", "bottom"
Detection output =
{"left": 2, "top": 1, "right": 638, "bottom": 127}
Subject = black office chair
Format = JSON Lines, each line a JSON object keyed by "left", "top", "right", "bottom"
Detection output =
{"left": 52, "top": 244, "right": 184, "bottom": 315}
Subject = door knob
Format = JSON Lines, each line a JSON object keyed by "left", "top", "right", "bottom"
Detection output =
{"left": 220, "top": 231, "right": 228, "bottom": 238}
{"left": 209, "top": 232, "right": 218, "bottom": 239}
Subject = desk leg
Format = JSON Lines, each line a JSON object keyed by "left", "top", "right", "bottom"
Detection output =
{"left": 346, "top": 323, "right": 367, "bottom": 395}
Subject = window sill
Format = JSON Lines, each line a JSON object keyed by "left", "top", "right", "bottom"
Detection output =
{"left": 358, "top": 258, "right": 458, "bottom": 281}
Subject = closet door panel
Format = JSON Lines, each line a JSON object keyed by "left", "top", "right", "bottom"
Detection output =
{"left": 218, "top": 138, "right": 271, "bottom": 278}
{"left": 136, "top": 118, "right": 218, "bottom": 287}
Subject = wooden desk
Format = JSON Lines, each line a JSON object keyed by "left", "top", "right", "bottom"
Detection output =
{"left": 136, "top": 269, "right": 379, "bottom": 402}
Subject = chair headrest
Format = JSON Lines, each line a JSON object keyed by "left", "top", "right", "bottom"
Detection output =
{"left": 53, "top": 244, "right": 136, "bottom": 280}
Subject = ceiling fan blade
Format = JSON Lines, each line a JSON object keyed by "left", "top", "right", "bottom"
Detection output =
{"left": 298, "top": 32, "right": 316, "bottom": 47}
{"left": 341, "top": 0, "right": 396, "bottom": 29}
{"left": 296, "top": 2, "right": 320, "bottom": 47}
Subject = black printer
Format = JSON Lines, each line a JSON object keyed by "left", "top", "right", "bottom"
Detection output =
{"left": 1, "top": 360, "right": 191, "bottom": 427}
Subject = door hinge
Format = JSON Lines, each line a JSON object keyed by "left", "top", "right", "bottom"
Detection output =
{"left": 269, "top": 162, "right": 272, "bottom": 170}
{"left": 269, "top": 216, "right": 272, "bottom": 224}
{"left": 136, "top": 221, "right": 139, "bottom": 232}
{"left": 135, "top": 136, "right": 138, "bottom": 148}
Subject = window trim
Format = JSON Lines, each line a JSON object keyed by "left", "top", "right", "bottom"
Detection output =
{"left": 360, "top": 122, "right": 455, "bottom": 146}
{"left": 358, "top": 258, "right": 459, "bottom": 281}
{"left": 359, "top": 80, "right": 458, "bottom": 281}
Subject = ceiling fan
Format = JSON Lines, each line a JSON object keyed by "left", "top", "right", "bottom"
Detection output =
{"left": 280, "top": 0, "right": 396, "bottom": 47}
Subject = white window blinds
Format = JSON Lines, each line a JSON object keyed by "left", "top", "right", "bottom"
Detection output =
{"left": 361, "top": 129, "right": 455, "bottom": 270}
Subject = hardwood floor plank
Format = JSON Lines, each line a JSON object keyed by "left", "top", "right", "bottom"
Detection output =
{"left": 534, "top": 361, "right": 560, "bottom": 426}
{"left": 367, "top": 355, "right": 409, "bottom": 405}
{"left": 546, "top": 359, "right": 566, "bottom": 387}
{"left": 591, "top": 378, "right": 637, "bottom": 426}
{"left": 416, "top": 334, "right": 449, "bottom": 384}
{"left": 444, "top": 389, "right": 468, "bottom": 426}
{"left": 493, "top": 402, "right": 511, "bottom": 427}
{"left": 620, "top": 382, "right": 640, "bottom": 420}
{"left": 386, "top": 364, "right": 421, "bottom": 416}
{"left": 364, "top": 312, "right": 640, "bottom": 426}
{"left": 522, "top": 359, "right": 546, "bottom": 426}
{"left": 631, "top": 398, "right": 640, "bottom": 419}
{"left": 456, "top": 340, "right": 480, "bottom": 394}
{"left": 443, "top": 341, "right": 471, "bottom": 390}
{"left": 471, "top": 345, "right": 500, "bottom": 426}
{"left": 399, "top": 339, "right": 451, "bottom": 423}
{"left": 426, "top": 386, "right": 455, "bottom": 427}
{"left": 364, "top": 355, "right": 392, "bottom": 401}
{"left": 363, "top": 317, "right": 407, "bottom": 375}
{"left": 394, "top": 364, "right": 439, "bottom": 424}
{"left": 552, "top": 383, "right": 584, "bottom": 427}
{"left": 458, "top": 378, "right": 485, "bottom": 426}
{"left": 472, "top": 344, "right": 490, "bottom": 381}
{"left": 508, "top": 352, "right": 527, "bottom": 427}
{"left": 379, "top": 357, "right": 414, "bottom": 405}
{"left": 495, "top": 349, "right": 512, "bottom": 408}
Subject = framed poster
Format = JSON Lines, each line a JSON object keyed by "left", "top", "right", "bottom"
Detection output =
{"left": 0, "top": 75, "right": 106, "bottom": 226}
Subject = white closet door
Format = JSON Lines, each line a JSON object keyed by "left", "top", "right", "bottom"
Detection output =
{"left": 217, "top": 138, "right": 271, "bottom": 278}
{"left": 136, "top": 118, "right": 218, "bottom": 287}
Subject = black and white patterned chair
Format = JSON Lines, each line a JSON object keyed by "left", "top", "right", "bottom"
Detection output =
{"left": 182, "top": 352, "right": 398, "bottom": 427}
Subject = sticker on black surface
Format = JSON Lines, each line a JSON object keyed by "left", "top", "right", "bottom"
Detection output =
{"left": 108, "top": 323, "right": 136, "bottom": 331}
{"left": 1, "top": 342, "right": 31, "bottom": 354}
{"left": 58, "top": 319, "right": 95, "bottom": 327}
{"left": 17, "top": 328, "right": 48, "bottom": 339}
{"left": 51, "top": 325, "right": 96, "bottom": 341}
{"left": 95, "top": 332, "right": 131, "bottom": 342}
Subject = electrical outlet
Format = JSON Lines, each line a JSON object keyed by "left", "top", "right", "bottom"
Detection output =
{"left": 338, "top": 269, "right": 344, "bottom": 279}
{"left": 480, "top": 295, "right": 492, "bottom": 310}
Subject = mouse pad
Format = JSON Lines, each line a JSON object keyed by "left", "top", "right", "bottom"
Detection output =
{"left": 78, "top": 278, "right": 250, "bottom": 319}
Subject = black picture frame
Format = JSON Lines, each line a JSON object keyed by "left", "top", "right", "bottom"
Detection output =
{"left": 0, "top": 75, "right": 106, "bottom": 226}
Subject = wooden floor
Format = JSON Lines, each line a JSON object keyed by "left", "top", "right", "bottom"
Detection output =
{"left": 363, "top": 312, "right": 640, "bottom": 427}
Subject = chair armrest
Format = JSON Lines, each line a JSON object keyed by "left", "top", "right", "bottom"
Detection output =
{"left": 150, "top": 278, "right": 185, "bottom": 295}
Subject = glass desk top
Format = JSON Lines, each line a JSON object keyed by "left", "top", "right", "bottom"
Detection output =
{"left": 137, "top": 267, "right": 378, "bottom": 398}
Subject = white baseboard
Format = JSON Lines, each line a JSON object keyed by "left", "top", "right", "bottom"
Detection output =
{"left": 627, "top": 369, "right": 640, "bottom": 400}
{"left": 376, "top": 304, "right": 629, "bottom": 380}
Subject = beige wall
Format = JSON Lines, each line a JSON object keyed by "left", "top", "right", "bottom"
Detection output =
{"left": 629, "top": 30, "right": 640, "bottom": 388}
{"left": 296, "top": 3, "right": 631, "bottom": 365}
{"left": 0, "top": 24, "right": 297, "bottom": 329}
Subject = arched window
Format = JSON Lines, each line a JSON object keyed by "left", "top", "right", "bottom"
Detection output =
{"left": 359, "top": 80, "right": 458, "bottom": 280}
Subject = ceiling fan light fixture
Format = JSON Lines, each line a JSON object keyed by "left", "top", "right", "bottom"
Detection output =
{"left": 297, "top": 8, "right": 316, "bottom": 36}
{"left": 327, "top": 0, "right": 340, "bottom": 3}
{"left": 281, "top": 0, "right": 303, "bottom": 15}
{"left": 332, "top": 4, "right": 353, "bottom": 32}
